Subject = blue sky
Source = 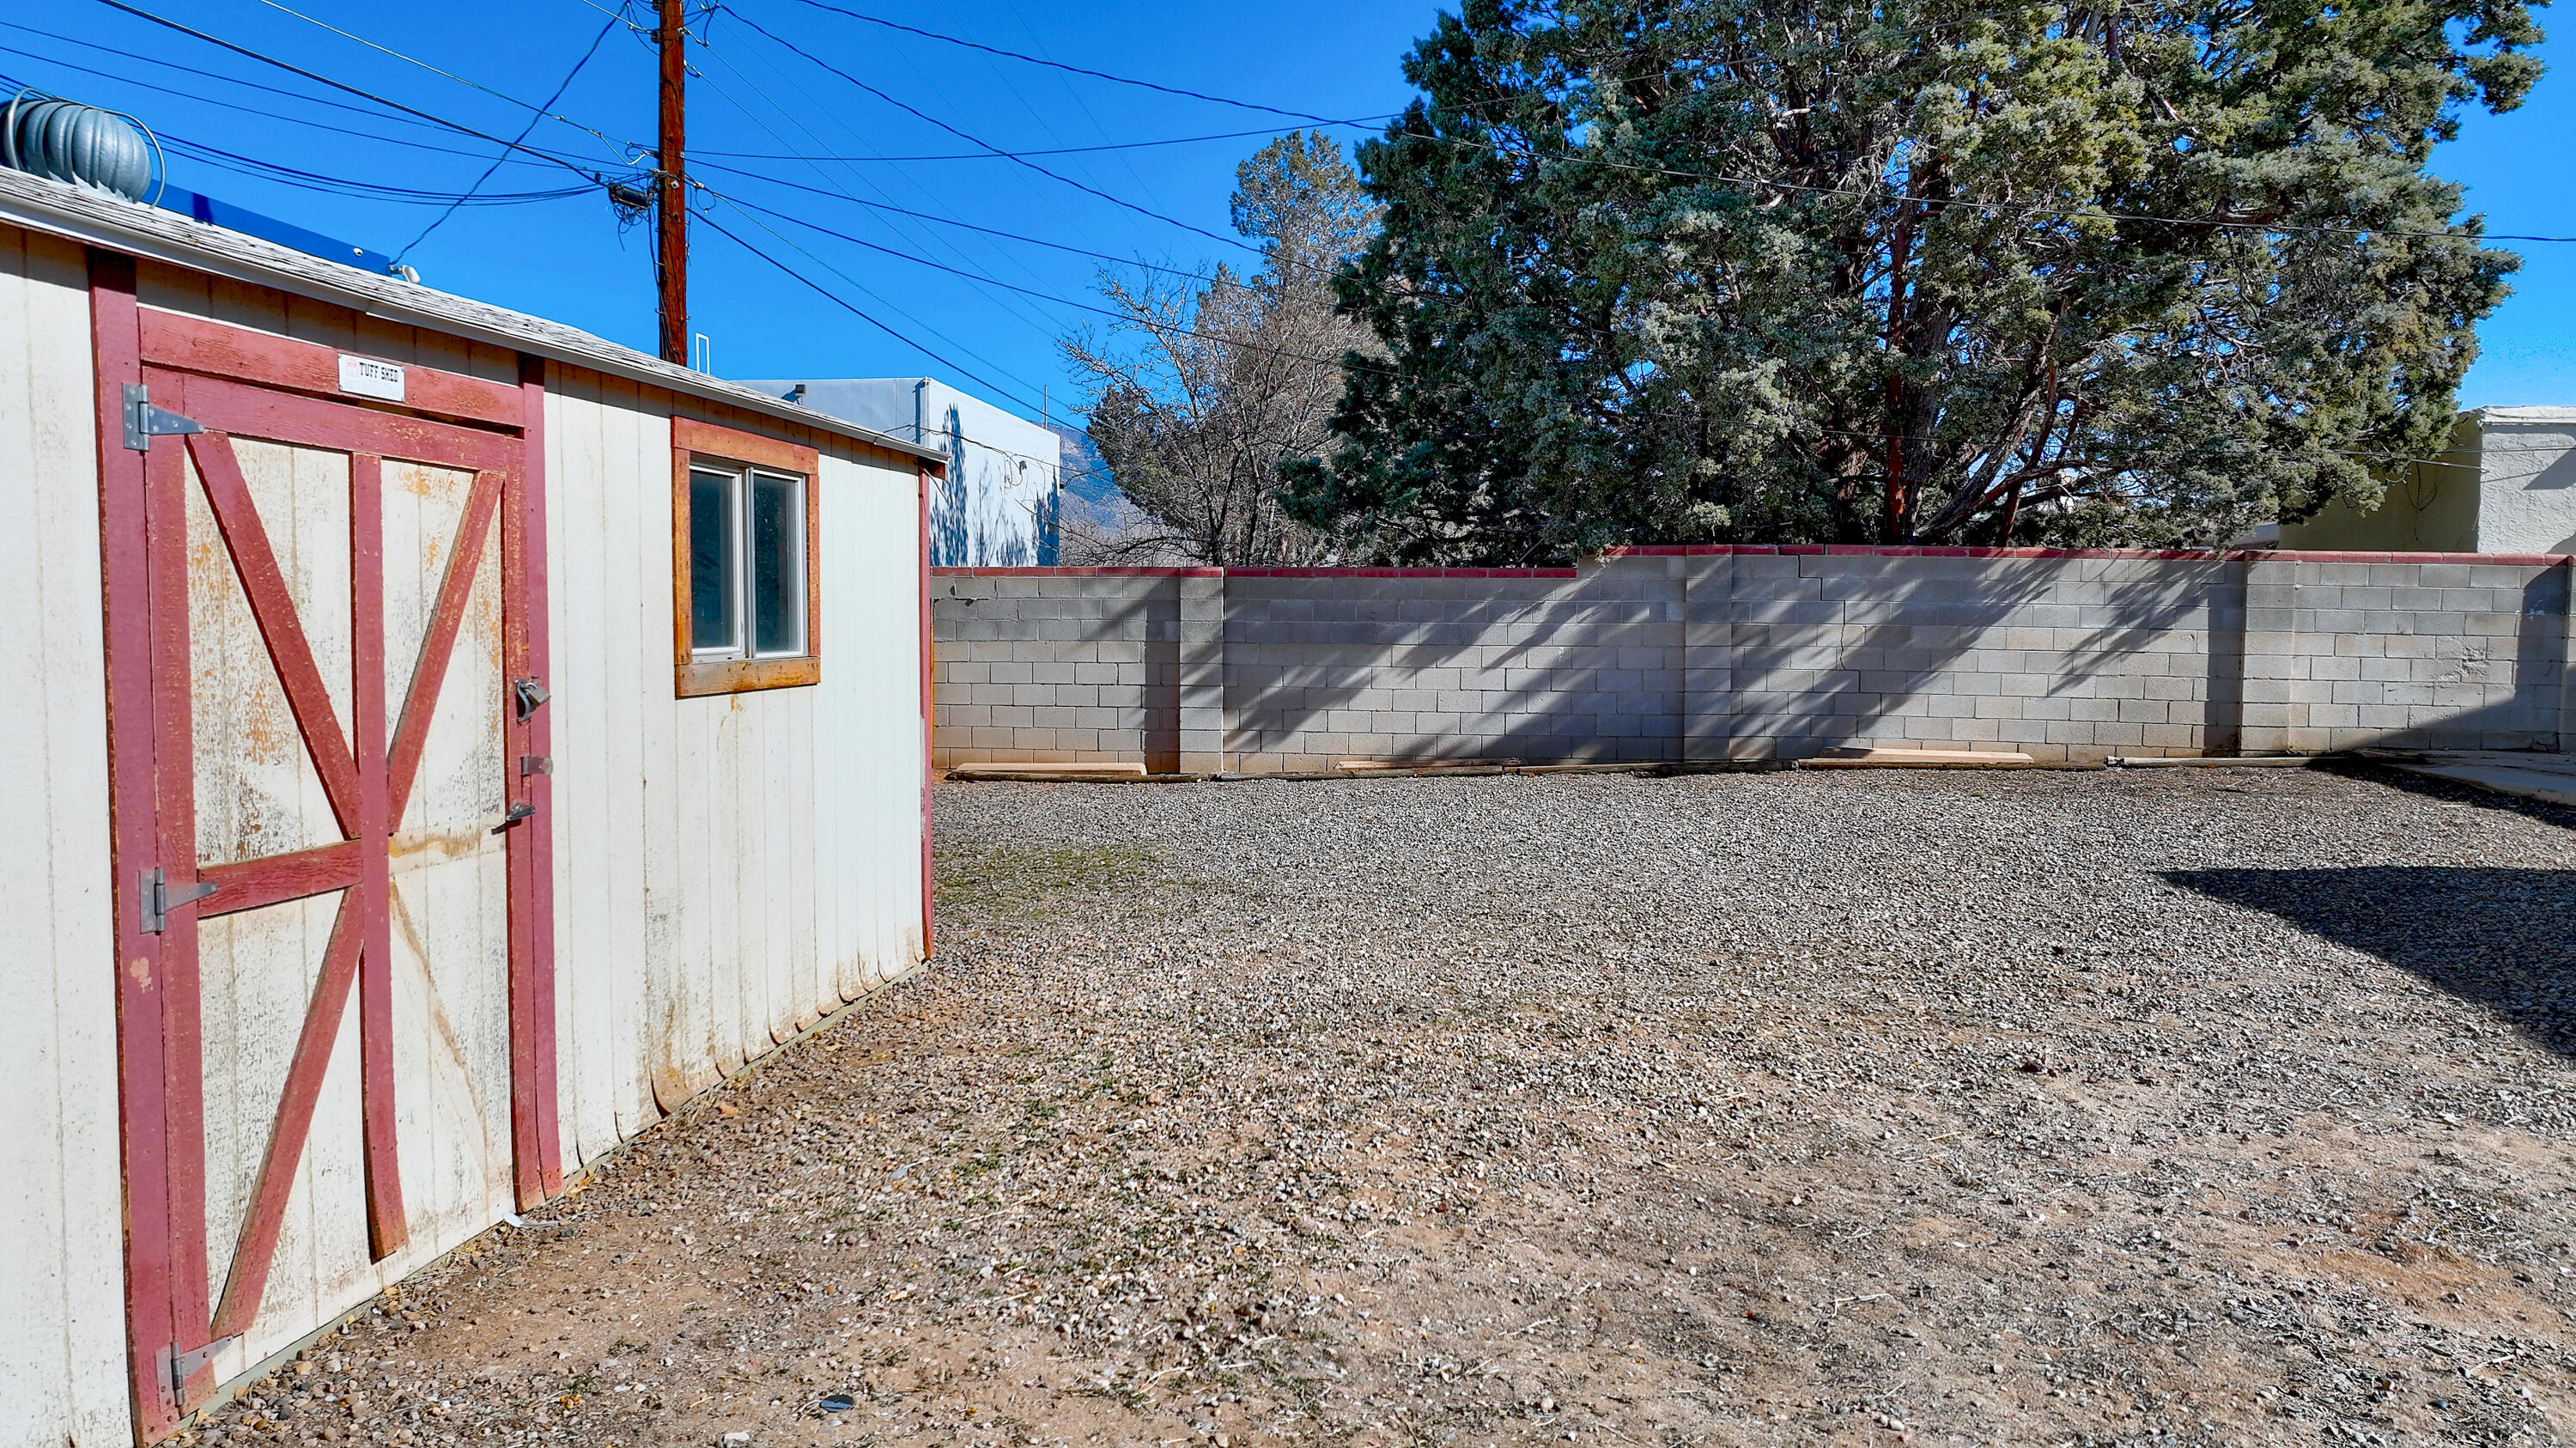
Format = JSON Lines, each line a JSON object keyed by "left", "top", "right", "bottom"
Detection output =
{"left": 6, "top": 0, "right": 2568, "bottom": 422}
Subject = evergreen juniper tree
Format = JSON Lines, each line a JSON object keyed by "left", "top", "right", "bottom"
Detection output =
{"left": 1285, "top": 0, "right": 2543, "bottom": 559}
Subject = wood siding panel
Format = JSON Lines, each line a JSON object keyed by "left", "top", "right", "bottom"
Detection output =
{"left": 547, "top": 368, "right": 619, "bottom": 1169}
{"left": 184, "top": 442, "right": 349, "bottom": 867}
{"left": 0, "top": 224, "right": 131, "bottom": 1448}
{"left": 816, "top": 451, "right": 930, "bottom": 989}
{"left": 539, "top": 394, "right": 930, "bottom": 1177}
{"left": 603, "top": 380, "right": 657, "bottom": 1141}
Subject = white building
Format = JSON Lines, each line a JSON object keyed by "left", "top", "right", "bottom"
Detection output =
{"left": 2277, "top": 407, "right": 2576, "bottom": 554}
{"left": 744, "top": 376, "right": 1064, "bottom": 565}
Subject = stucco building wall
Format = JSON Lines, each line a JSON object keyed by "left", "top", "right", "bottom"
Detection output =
{"left": 2281, "top": 408, "right": 2576, "bottom": 556}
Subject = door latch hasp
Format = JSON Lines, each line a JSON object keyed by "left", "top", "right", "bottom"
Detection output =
{"left": 511, "top": 676, "right": 550, "bottom": 721}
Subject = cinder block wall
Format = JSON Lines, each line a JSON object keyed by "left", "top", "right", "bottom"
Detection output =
{"left": 1704, "top": 550, "right": 2248, "bottom": 760}
{"left": 932, "top": 549, "right": 2573, "bottom": 770}
{"left": 2248, "top": 558, "right": 2570, "bottom": 753}
{"left": 931, "top": 569, "right": 1195, "bottom": 772}
{"left": 1222, "top": 566, "right": 1682, "bottom": 772}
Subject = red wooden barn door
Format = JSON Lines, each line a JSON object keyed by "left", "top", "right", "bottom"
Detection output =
{"left": 93, "top": 256, "right": 559, "bottom": 1439}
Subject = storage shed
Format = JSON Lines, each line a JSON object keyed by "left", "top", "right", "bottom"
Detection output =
{"left": 0, "top": 167, "right": 939, "bottom": 1445}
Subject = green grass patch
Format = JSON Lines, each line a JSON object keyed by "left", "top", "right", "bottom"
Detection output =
{"left": 933, "top": 843, "right": 1191, "bottom": 916}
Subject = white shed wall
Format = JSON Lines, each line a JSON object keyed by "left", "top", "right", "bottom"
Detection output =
{"left": 543, "top": 374, "right": 928, "bottom": 1174}
{"left": 0, "top": 225, "right": 132, "bottom": 1448}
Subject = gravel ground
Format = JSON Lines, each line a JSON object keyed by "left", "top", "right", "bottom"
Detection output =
{"left": 190, "top": 765, "right": 2575, "bottom": 1448}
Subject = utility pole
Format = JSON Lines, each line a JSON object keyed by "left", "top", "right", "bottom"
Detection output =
{"left": 655, "top": 0, "right": 689, "bottom": 365}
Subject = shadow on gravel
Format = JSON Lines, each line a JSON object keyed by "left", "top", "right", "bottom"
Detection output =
{"left": 2166, "top": 867, "right": 2576, "bottom": 1059}
{"left": 2314, "top": 759, "right": 2576, "bottom": 832}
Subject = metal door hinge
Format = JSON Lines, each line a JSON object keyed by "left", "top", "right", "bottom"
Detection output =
{"left": 157, "top": 1334, "right": 237, "bottom": 1396}
{"left": 490, "top": 801, "right": 537, "bottom": 835}
{"left": 139, "top": 867, "right": 217, "bottom": 934}
{"left": 123, "top": 383, "right": 203, "bottom": 452}
{"left": 519, "top": 755, "right": 553, "bottom": 776}
{"left": 511, "top": 677, "right": 550, "bottom": 721}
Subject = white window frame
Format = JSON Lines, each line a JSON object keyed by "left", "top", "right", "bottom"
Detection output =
{"left": 687, "top": 459, "right": 809, "bottom": 663}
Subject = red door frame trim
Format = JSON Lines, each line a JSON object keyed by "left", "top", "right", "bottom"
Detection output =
{"left": 349, "top": 452, "right": 406, "bottom": 1262}
{"left": 142, "top": 382, "right": 216, "bottom": 1412}
{"left": 138, "top": 307, "right": 526, "bottom": 429}
{"left": 507, "top": 350, "right": 562, "bottom": 1205}
{"left": 93, "top": 247, "right": 187, "bottom": 1442}
{"left": 179, "top": 372, "right": 516, "bottom": 472}
{"left": 197, "top": 839, "right": 361, "bottom": 917}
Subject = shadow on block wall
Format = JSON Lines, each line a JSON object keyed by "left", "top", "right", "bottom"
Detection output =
{"left": 1218, "top": 573, "right": 1683, "bottom": 767}
{"left": 931, "top": 554, "right": 2570, "bottom": 770}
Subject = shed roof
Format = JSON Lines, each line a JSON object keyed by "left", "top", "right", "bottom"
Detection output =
{"left": 0, "top": 167, "right": 944, "bottom": 465}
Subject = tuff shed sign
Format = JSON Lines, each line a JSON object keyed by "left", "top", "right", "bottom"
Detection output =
{"left": 337, "top": 352, "right": 405, "bottom": 401}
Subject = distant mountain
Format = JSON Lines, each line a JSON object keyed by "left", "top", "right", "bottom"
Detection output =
{"left": 1045, "top": 422, "right": 1124, "bottom": 528}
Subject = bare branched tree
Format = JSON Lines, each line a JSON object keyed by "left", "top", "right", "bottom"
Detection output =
{"left": 1061, "top": 132, "right": 1379, "bottom": 566}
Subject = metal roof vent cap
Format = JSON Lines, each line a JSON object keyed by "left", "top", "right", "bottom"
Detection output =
{"left": 3, "top": 89, "right": 163, "bottom": 204}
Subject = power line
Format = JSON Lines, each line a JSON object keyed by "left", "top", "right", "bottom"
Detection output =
{"left": 247, "top": 0, "right": 637, "bottom": 160}
{"left": 688, "top": 156, "right": 1247, "bottom": 284}
{"left": 697, "top": 205, "right": 1051, "bottom": 412}
{"left": 691, "top": 116, "right": 1399, "bottom": 163}
{"left": 0, "top": 58, "right": 586, "bottom": 209}
{"left": 395, "top": 8, "right": 624, "bottom": 260}
{"left": 82, "top": 0, "right": 618, "bottom": 184}
{"left": 691, "top": 29, "right": 1070, "bottom": 307}
{"left": 76, "top": 0, "right": 2576, "bottom": 260}
{"left": 0, "top": 37, "right": 565, "bottom": 164}
{"left": 0, "top": 17, "right": 531, "bottom": 145}
{"left": 685, "top": 54, "right": 1060, "bottom": 391}
{"left": 980, "top": 0, "right": 1184, "bottom": 224}
{"left": 701, "top": 9, "right": 1169, "bottom": 334}
{"left": 561, "top": 0, "right": 657, "bottom": 36}
{"left": 155, "top": 129, "right": 597, "bottom": 206}
{"left": 687, "top": 16, "right": 1072, "bottom": 366}
{"left": 693, "top": 177, "right": 1393, "bottom": 377}
{"left": 773, "top": 0, "right": 1339, "bottom": 125}
{"left": 717, "top": 6, "right": 1268, "bottom": 260}
{"left": 15, "top": 12, "right": 1246, "bottom": 287}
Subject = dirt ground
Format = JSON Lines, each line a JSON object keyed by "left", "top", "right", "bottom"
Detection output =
{"left": 190, "top": 764, "right": 2574, "bottom": 1448}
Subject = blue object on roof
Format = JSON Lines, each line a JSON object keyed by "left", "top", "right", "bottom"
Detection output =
{"left": 156, "top": 184, "right": 402, "bottom": 277}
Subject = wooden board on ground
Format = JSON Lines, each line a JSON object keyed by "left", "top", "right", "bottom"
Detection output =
{"left": 950, "top": 762, "right": 1148, "bottom": 777}
{"left": 1800, "top": 747, "right": 2038, "bottom": 769}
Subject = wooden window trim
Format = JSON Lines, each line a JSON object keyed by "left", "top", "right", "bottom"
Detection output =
{"left": 671, "top": 416, "right": 823, "bottom": 697}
